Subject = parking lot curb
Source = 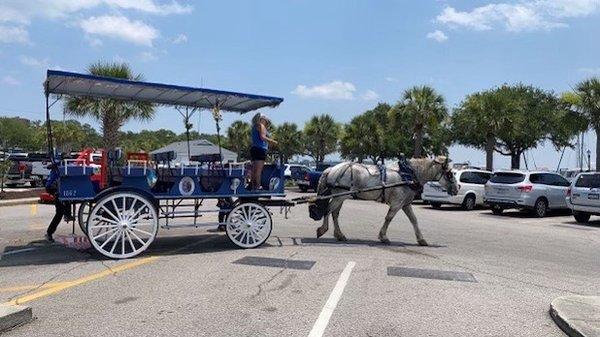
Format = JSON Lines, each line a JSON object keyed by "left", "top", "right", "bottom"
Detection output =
{"left": 550, "top": 295, "right": 600, "bottom": 337}
{"left": 0, "top": 197, "right": 40, "bottom": 207}
{"left": 0, "top": 304, "right": 32, "bottom": 333}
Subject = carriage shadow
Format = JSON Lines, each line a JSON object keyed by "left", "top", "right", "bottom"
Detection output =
{"left": 0, "top": 233, "right": 252, "bottom": 268}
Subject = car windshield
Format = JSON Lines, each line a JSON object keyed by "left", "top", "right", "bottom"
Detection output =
{"left": 575, "top": 174, "right": 600, "bottom": 188}
{"left": 489, "top": 172, "right": 525, "bottom": 184}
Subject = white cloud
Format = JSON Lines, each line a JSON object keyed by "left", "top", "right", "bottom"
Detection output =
{"left": 426, "top": 30, "right": 448, "bottom": 42}
{"left": 0, "top": 25, "right": 29, "bottom": 44}
{"left": 579, "top": 67, "right": 600, "bottom": 75}
{"left": 361, "top": 90, "right": 380, "bottom": 101}
{"left": 20, "top": 55, "right": 48, "bottom": 67}
{"left": 0, "top": 1, "right": 191, "bottom": 45}
{"left": 385, "top": 77, "right": 398, "bottom": 82}
{"left": 436, "top": 0, "right": 600, "bottom": 33}
{"left": 139, "top": 51, "right": 158, "bottom": 61}
{"left": 1, "top": 75, "right": 20, "bottom": 86}
{"left": 79, "top": 15, "right": 158, "bottom": 46}
{"left": 0, "top": 0, "right": 192, "bottom": 23}
{"left": 172, "top": 33, "right": 188, "bottom": 44}
{"left": 292, "top": 81, "right": 356, "bottom": 100}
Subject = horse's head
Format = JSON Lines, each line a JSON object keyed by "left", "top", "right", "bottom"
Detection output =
{"left": 433, "top": 156, "right": 458, "bottom": 196}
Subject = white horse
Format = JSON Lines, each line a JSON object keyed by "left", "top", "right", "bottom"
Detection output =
{"left": 314, "top": 156, "right": 458, "bottom": 246}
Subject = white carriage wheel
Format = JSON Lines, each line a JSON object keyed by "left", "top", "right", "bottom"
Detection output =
{"left": 226, "top": 202, "right": 272, "bottom": 249}
{"left": 77, "top": 202, "right": 91, "bottom": 235}
{"left": 87, "top": 192, "right": 158, "bottom": 259}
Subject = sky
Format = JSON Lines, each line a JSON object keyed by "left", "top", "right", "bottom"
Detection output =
{"left": 0, "top": 0, "right": 599, "bottom": 169}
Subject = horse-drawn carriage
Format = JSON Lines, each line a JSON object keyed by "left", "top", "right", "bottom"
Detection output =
{"left": 44, "top": 70, "right": 288, "bottom": 259}
{"left": 44, "top": 70, "right": 458, "bottom": 260}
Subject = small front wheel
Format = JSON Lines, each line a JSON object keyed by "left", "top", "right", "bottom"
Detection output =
{"left": 226, "top": 202, "right": 272, "bottom": 249}
{"left": 573, "top": 211, "right": 591, "bottom": 223}
{"left": 77, "top": 202, "right": 91, "bottom": 235}
{"left": 431, "top": 202, "right": 442, "bottom": 209}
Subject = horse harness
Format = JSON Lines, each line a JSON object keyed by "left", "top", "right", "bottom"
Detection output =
{"left": 324, "top": 159, "right": 423, "bottom": 203}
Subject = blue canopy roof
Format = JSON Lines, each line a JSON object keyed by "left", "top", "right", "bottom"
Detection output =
{"left": 45, "top": 70, "right": 283, "bottom": 113}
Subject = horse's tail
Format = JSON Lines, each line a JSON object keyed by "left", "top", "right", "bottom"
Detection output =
{"left": 317, "top": 167, "right": 331, "bottom": 196}
{"left": 309, "top": 168, "right": 332, "bottom": 221}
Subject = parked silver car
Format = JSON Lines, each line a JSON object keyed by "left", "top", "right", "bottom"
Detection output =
{"left": 566, "top": 172, "right": 600, "bottom": 223}
{"left": 484, "top": 171, "right": 571, "bottom": 217}
{"left": 423, "top": 169, "right": 492, "bottom": 210}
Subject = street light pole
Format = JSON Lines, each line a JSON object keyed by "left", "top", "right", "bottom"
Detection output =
{"left": 587, "top": 149, "right": 591, "bottom": 172}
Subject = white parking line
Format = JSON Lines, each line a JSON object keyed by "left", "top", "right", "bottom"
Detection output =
{"left": 308, "top": 261, "right": 356, "bottom": 337}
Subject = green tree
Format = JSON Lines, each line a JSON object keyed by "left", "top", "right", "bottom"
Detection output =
{"left": 340, "top": 103, "right": 393, "bottom": 163}
{"left": 226, "top": 120, "right": 251, "bottom": 161}
{"left": 272, "top": 122, "right": 302, "bottom": 163}
{"left": 0, "top": 117, "right": 37, "bottom": 150}
{"left": 65, "top": 62, "right": 155, "bottom": 152}
{"left": 452, "top": 90, "right": 511, "bottom": 170}
{"left": 575, "top": 78, "right": 600, "bottom": 170}
{"left": 303, "top": 114, "right": 340, "bottom": 164}
{"left": 390, "top": 86, "right": 448, "bottom": 158}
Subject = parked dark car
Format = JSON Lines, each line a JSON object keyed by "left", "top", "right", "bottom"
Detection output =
{"left": 298, "top": 163, "right": 335, "bottom": 192}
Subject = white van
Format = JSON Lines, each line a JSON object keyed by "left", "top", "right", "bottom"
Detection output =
{"left": 422, "top": 169, "right": 493, "bottom": 210}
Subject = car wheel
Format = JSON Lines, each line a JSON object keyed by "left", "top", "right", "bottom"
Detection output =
{"left": 533, "top": 198, "right": 548, "bottom": 218}
{"left": 462, "top": 194, "right": 476, "bottom": 211}
{"left": 299, "top": 185, "right": 308, "bottom": 192}
{"left": 573, "top": 211, "right": 591, "bottom": 223}
{"left": 30, "top": 180, "right": 39, "bottom": 188}
{"left": 6, "top": 183, "right": 17, "bottom": 188}
{"left": 431, "top": 202, "right": 442, "bottom": 209}
{"left": 491, "top": 205, "right": 504, "bottom": 215}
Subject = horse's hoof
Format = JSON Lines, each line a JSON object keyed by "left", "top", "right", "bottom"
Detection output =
{"left": 417, "top": 239, "right": 428, "bottom": 246}
{"left": 379, "top": 237, "right": 391, "bottom": 245}
{"left": 316, "top": 228, "right": 325, "bottom": 238}
{"left": 335, "top": 234, "right": 347, "bottom": 241}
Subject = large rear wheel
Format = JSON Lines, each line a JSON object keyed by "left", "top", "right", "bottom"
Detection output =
{"left": 226, "top": 202, "right": 272, "bottom": 249}
{"left": 87, "top": 192, "right": 158, "bottom": 259}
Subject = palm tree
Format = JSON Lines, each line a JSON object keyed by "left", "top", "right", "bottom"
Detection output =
{"left": 226, "top": 120, "right": 251, "bottom": 161}
{"left": 303, "top": 114, "right": 340, "bottom": 164}
{"left": 392, "top": 86, "right": 447, "bottom": 158}
{"left": 575, "top": 78, "right": 600, "bottom": 169}
{"left": 272, "top": 122, "right": 302, "bottom": 163}
{"left": 66, "top": 62, "right": 155, "bottom": 152}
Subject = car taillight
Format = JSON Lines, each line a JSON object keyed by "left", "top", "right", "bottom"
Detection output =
{"left": 18, "top": 163, "right": 26, "bottom": 172}
{"left": 517, "top": 184, "right": 533, "bottom": 192}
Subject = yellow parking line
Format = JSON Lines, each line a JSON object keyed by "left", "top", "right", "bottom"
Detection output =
{"left": 30, "top": 204, "right": 37, "bottom": 216}
{"left": 0, "top": 282, "right": 71, "bottom": 293}
{"left": 5, "top": 256, "right": 158, "bottom": 306}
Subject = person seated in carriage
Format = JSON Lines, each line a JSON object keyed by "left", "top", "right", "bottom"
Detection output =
{"left": 250, "top": 113, "right": 277, "bottom": 190}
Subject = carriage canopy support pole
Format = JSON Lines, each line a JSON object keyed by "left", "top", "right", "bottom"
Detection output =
{"left": 212, "top": 104, "right": 224, "bottom": 165}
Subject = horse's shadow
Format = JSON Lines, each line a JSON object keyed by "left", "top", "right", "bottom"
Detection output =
{"left": 299, "top": 237, "right": 446, "bottom": 248}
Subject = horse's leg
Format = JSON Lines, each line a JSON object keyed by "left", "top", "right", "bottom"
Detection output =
{"left": 378, "top": 204, "right": 402, "bottom": 244}
{"left": 331, "top": 200, "right": 347, "bottom": 241}
{"left": 316, "top": 197, "right": 335, "bottom": 238}
{"left": 402, "top": 204, "right": 428, "bottom": 246}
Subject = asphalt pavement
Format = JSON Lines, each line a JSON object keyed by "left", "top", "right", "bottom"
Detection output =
{"left": 1, "top": 191, "right": 599, "bottom": 336}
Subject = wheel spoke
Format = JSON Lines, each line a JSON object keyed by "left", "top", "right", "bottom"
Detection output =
{"left": 110, "top": 230, "right": 121, "bottom": 254}
{"left": 94, "top": 216, "right": 118, "bottom": 225}
{"left": 131, "top": 227, "right": 153, "bottom": 237}
{"left": 121, "top": 230, "right": 125, "bottom": 254}
{"left": 125, "top": 230, "right": 136, "bottom": 253}
{"left": 111, "top": 199, "right": 122, "bottom": 220}
{"left": 127, "top": 199, "right": 138, "bottom": 219}
{"left": 100, "top": 206, "right": 120, "bottom": 222}
{"left": 129, "top": 206, "right": 148, "bottom": 223}
{"left": 99, "top": 229, "right": 120, "bottom": 249}
{"left": 92, "top": 228, "right": 117, "bottom": 240}
{"left": 128, "top": 228, "right": 146, "bottom": 246}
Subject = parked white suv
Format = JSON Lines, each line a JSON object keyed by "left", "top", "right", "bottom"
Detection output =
{"left": 484, "top": 171, "right": 571, "bottom": 217}
{"left": 423, "top": 169, "right": 492, "bottom": 210}
{"left": 566, "top": 172, "right": 600, "bottom": 223}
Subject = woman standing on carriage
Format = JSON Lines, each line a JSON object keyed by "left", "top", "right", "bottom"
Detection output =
{"left": 250, "top": 113, "right": 277, "bottom": 190}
